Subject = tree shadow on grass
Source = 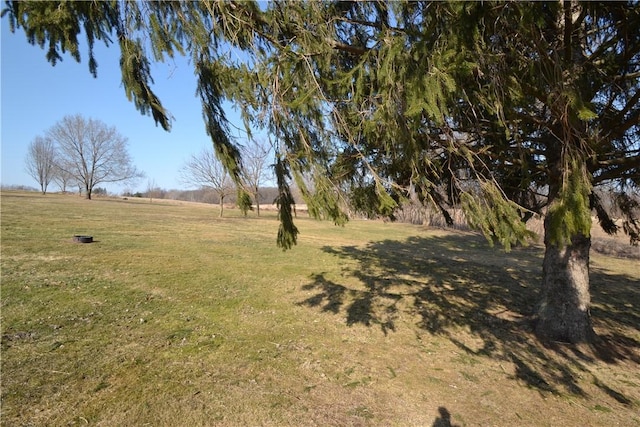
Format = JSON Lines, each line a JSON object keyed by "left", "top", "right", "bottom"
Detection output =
{"left": 299, "top": 233, "right": 640, "bottom": 401}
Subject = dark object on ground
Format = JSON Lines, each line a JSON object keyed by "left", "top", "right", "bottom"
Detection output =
{"left": 73, "top": 235, "right": 93, "bottom": 243}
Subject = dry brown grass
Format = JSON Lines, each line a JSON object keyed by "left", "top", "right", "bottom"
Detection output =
{"left": 1, "top": 192, "right": 639, "bottom": 426}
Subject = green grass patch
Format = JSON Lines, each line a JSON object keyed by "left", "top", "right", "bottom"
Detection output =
{"left": 2, "top": 191, "right": 639, "bottom": 426}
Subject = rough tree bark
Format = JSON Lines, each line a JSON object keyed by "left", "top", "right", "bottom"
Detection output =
{"left": 536, "top": 215, "right": 595, "bottom": 343}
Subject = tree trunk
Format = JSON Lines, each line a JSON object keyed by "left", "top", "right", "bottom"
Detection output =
{"left": 219, "top": 195, "right": 224, "bottom": 217}
{"left": 254, "top": 187, "right": 261, "bottom": 217}
{"left": 536, "top": 216, "right": 594, "bottom": 343}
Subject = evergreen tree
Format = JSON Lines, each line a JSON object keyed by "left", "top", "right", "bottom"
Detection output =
{"left": 5, "top": 1, "right": 638, "bottom": 343}
{"left": 447, "top": 2, "right": 640, "bottom": 342}
{"left": 240, "top": 1, "right": 640, "bottom": 343}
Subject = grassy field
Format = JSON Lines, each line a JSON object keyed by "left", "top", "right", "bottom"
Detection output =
{"left": 1, "top": 191, "right": 639, "bottom": 426}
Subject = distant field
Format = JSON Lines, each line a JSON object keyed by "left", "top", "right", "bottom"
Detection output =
{"left": 1, "top": 191, "right": 639, "bottom": 426}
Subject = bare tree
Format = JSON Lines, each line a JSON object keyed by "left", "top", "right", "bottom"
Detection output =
{"left": 24, "top": 136, "right": 56, "bottom": 194}
{"left": 145, "top": 178, "right": 166, "bottom": 202}
{"left": 241, "top": 138, "right": 273, "bottom": 216}
{"left": 47, "top": 114, "right": 143, "bottom": 199}
{"left": 52, "top": 163, "right": 76, "bottom": 193}
{"left": 180, "top": 147, "right": 234, "bottom": 217}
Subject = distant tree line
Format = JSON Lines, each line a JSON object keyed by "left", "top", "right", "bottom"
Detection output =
{"left": 126, "top": 186, "right": 302, "bottom": 209}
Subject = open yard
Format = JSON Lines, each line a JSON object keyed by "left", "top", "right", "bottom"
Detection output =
{"left": 1, "top": 191, "right": 639, "bottom": 426}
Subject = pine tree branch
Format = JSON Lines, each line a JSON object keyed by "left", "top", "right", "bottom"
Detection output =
{"left": 593, "top": 154, "right": 640, "bottom": 184}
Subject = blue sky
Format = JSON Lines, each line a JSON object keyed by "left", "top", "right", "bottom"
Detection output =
{"left": 1, "top": 20, "right": 252, "bottom": 193}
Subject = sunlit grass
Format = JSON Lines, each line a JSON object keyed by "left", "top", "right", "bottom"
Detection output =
{"left": 1, "top": 191, "right": 639, "bottom": 426}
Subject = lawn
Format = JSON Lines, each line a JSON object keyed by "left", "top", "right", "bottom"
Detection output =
{"left": 1, "top": 191, "right": 639, "bottom": 426}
